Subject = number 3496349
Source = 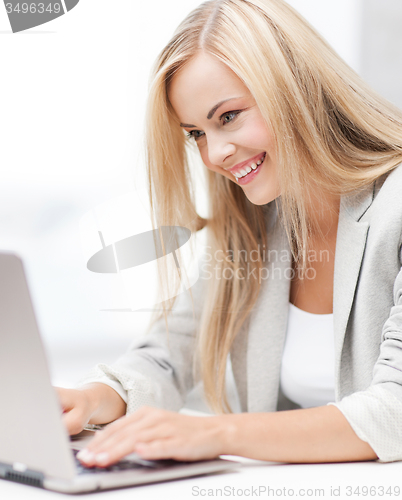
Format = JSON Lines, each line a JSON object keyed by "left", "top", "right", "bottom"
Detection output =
{"left": 5, "top": 3, "right": 62, "bottom": 14}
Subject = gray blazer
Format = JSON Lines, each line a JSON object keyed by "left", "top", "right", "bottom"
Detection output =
{"left": 80, "top": 163, "right": 402, "bottom": 463}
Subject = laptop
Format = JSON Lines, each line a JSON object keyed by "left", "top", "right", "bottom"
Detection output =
{"left": 0, "top": 252, "right": 239, "bottom": 494}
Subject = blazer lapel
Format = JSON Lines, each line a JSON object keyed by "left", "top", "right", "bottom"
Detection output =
{"left": 246, "top": 204, "right": 291, "bottom": 412}
{"left": 333, "top": 184, "right": 375, "bottom": 399}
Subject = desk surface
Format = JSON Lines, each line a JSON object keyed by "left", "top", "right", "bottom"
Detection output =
{"left": 1, "top": 457, "right": 401, "bottom": 500}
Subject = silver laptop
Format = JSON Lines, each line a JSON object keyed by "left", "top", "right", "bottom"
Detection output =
{"left": 0, "top": 252, "right": 239, "bottom": 494}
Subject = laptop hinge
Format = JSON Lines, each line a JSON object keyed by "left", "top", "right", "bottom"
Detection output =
{"left": 0, "top": 461, "right": 44, "bottom": 488}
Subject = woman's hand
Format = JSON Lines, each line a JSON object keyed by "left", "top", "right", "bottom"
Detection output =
{"left": 55, "top": 383, "right": 127, "bottom": 436}
{"left": 76, "top": 406, "right": 229, "bottom": 466}
{"left": 55, "top": 386, "right": 96, "bottom": 436}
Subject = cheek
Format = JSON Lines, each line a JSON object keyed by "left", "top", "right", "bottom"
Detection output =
{"left": 243, "top": 118, "right": 273, "bottom": 148}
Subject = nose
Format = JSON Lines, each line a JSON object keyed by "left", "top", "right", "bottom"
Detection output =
{"left": 206, "top": 133, "right": 236, "bottom": 167}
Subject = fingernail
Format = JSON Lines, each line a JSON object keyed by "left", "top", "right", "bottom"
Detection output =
{"left": 95, "top": 452, "right": 110, "bottom": 465}
{"left": 76, "top": 449, "right": 87, "bottom": 460}
{"left": 77, "top": 449, "right": 95, "bottom": 462}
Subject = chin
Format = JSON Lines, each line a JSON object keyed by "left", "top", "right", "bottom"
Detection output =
{"left": 243, "top": 189, "right": 279, "bottom": 206}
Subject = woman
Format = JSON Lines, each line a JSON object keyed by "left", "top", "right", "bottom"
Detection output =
{"left": 57, "top": 0, "right": 402, "bottom": 465}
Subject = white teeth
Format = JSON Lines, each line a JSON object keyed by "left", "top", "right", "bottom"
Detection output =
{"left": 234, "top": 155, "right": 265, "bottom": 180}
{"left": 235, "top": 171, "right": 246, "bottom": 179}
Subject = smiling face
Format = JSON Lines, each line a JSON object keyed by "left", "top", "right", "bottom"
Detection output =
{"left": 168, "top": 51, "right": 280, "bottom": 206}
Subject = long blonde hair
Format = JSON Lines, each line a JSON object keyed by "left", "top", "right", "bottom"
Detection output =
{"left": 144, "top": 0, "right": 402, "bottom": 413}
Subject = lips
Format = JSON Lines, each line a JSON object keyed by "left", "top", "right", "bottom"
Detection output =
{"left": 228, "top": 152, "right": 266, "bottom": 178}
{"left": 235, "top": 154, "right": 265, "bottom": 185}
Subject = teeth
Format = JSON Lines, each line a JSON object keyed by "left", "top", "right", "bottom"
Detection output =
{"left": 234, "top": 154, "right": 265, "bottom": 180}
{"left": 235, "top": 172, "right": 246, "bottom": 179}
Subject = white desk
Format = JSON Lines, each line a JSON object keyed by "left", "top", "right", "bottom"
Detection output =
{"left": 4, "top": 351, "right": 399, "bottom": 498}
{"left": 1, "top": 458, "right": 401, "bottom": 499}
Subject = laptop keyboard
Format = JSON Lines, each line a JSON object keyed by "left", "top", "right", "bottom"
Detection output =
{"left": 72, "top": 449, "right": 177, "bottom": 475}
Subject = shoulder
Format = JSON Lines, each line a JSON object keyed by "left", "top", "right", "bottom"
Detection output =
{"left": 362, "top": 162, "right": 402, "bottom": 263}
{"left": 374, "top": 162, "right": 402, "bottom": 204}
{"left": 365, "top": 162, "right": 402, "bottom": 224}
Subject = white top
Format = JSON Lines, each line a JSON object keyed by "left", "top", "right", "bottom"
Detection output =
{"left": 280, "top": 302, "right": 336, "bottom": 408}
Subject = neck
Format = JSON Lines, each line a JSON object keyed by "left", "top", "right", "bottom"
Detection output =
{"left": 305, "top": 189, "right": 340, "bottom": 240}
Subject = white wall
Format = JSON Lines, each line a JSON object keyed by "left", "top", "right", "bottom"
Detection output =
{"left": 360, "top": 0, "right": 402, "bottom": 108}
{"left": 286, "top": 0, "right": 362, "bottom": 72}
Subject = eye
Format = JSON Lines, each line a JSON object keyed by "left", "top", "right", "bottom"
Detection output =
{"left": 185, "top": 110, "right": 242, "bottom": 142}
{"left": 220, "top": 110, "right": 241, "bottom": 125}
{"left": 186, "top": 130, "right": 205, "bottom": 141}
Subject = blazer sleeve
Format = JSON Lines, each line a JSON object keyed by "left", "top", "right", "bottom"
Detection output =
{"left": 76, "top": 261, "right": 206, "bottom": 415}
{"left": 329, "top": 253, "right": 402, "bottom": 462}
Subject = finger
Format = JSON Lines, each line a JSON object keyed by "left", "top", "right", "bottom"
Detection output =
{"left": 62, "top": 407, "right": 87, "bottom": 436}
{"left": 87, "top": 408, "right": 163, "bottom": 451}
{"left": 90, "top": 407, "right": 148, "bottom": 442}
{"left": 86, "top": 428, "right": 131, "bottom": 456}
{"left": 137, "top": 438, "right": 219, "bottom": 462}
{"left": 54, "top": 387, "right": 74, "bottom": 412}
{"left": 87, "top": 424, "right": 135, "bottom": 452}
{"left": 78, "top": 436, "right": 137, "bottom": 467}
{"left": 78, "top": 408, "right": 181, "bottom": 465}
{"left": 81, "top": 433, "right": 178, "bottom": 467}
{"left": 87, "top": 419, "right": 168, "bottom": 459}
{"left": 79, "top": 421, "right": 173, "bottom": 467}
{"left": 135, "top": 439, "right": 179, "bottom": 460}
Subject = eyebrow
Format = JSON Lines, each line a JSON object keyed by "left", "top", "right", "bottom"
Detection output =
{"left": 179, "top": 97, "right": 240, "bottom": 128}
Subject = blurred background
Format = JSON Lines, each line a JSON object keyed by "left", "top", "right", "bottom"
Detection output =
{"left": 0, "top": 0, "right": 401, "bottom": 409}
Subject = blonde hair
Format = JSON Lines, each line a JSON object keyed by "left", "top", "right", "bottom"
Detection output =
{"left": 144, "top": 0, "right": 402, "bottom": 413}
